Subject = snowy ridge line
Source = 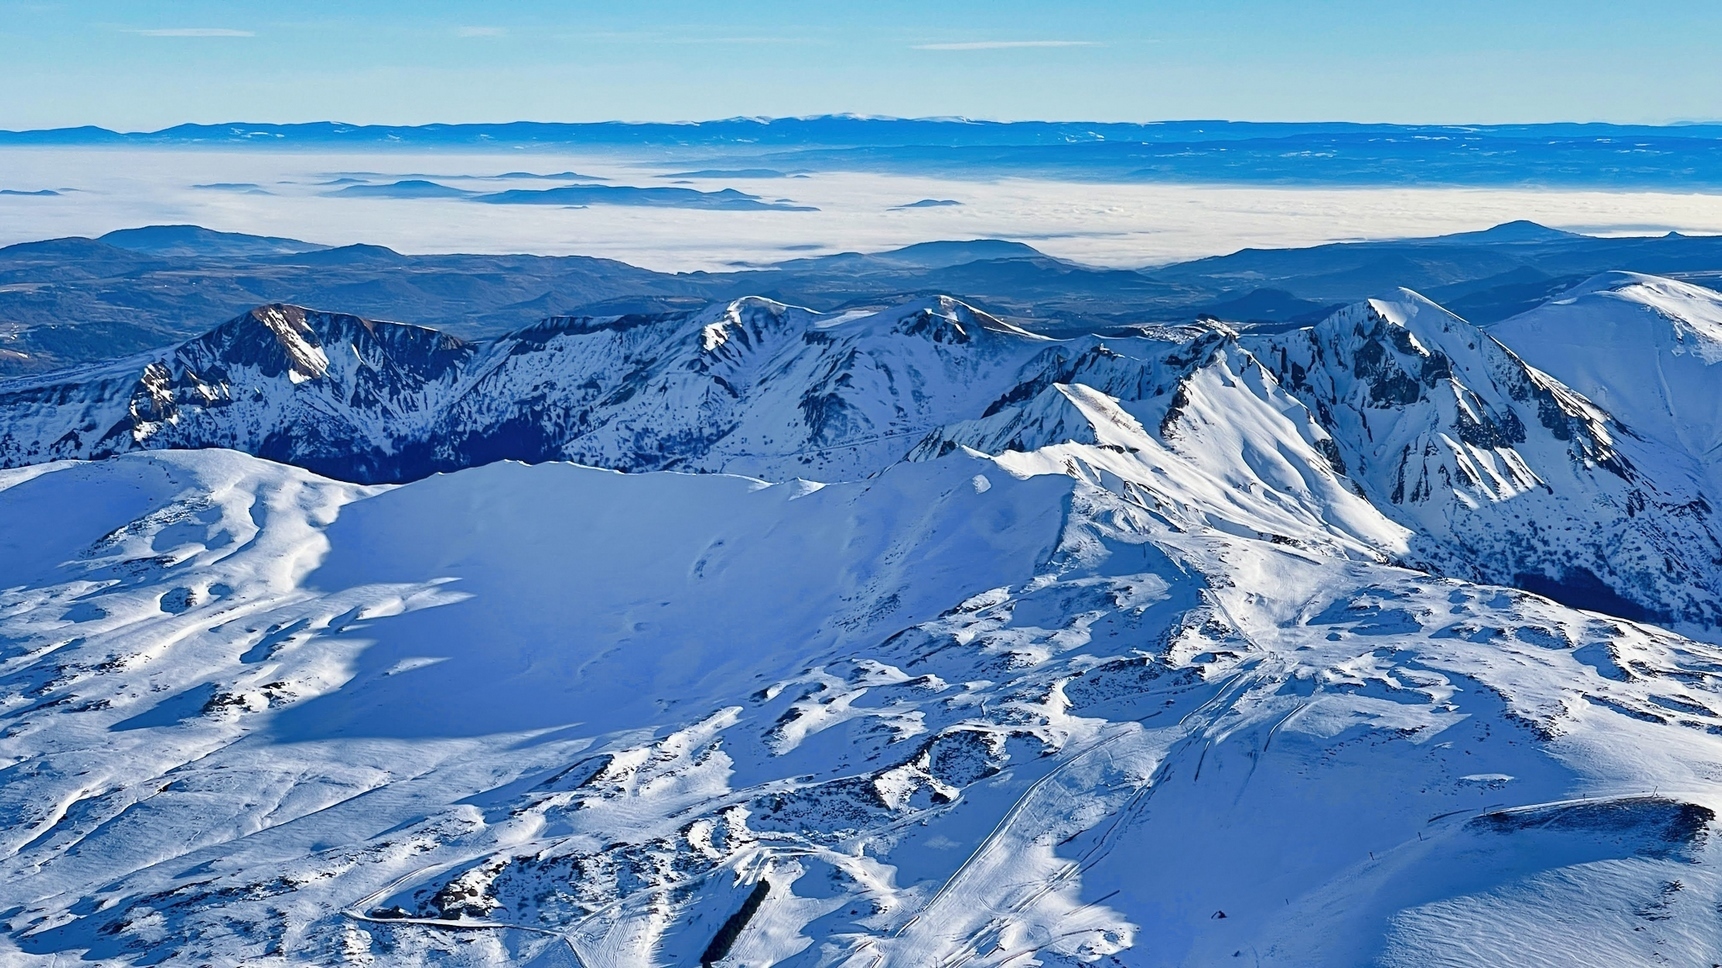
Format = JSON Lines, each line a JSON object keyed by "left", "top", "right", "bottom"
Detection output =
{"left": 711, "top": 426, "right": 939, "bottom": 468}
{"left": 0, "top": 294, "right": 1054, "bottom": 486}
{"left": 7, "top": 274, "right": 1722, "bottom": 964}
{"left": 2, "top": 279, "right": 1719, "bottom": 625}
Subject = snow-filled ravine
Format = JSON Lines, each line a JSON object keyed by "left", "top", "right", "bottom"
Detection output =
{"left": 5, "top": 274, "right": 1722, "bottom": 965}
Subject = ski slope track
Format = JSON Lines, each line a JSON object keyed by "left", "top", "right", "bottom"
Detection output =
{"left": 1, "top": 279, "right": 1722, "bottom": 965}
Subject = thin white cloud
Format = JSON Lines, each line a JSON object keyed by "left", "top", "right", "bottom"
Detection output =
{"left": 913, "top": 40, "right": 1099, "bottom": 51}
{"left": 457, "top": 26, "right": 507, "bottom": 38}
{"left": 133, "top": 28, "right": 255, "bottom": 37}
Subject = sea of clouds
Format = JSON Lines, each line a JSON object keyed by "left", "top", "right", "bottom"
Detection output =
{"left": 5, "top": 147, "right": 1722, "bottom": 270}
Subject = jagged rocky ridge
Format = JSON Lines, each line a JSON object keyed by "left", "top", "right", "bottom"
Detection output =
{"left": 6, "top": 275, "right": 1722, "bottom": 965}
{"left": 5, "top": 282, "right": 1722, "bottom": 626}
{"left": 0, "top": 297, "right": 1053, "bottom": 483}
{"left": 1243, "top": 291, "right": 1722, "bottom": 624}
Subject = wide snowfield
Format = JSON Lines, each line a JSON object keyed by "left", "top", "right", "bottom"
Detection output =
{"left": 3, "top": 446, "right": 1721, "bottom": 966}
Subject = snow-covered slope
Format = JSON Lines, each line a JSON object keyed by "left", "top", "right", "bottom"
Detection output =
{"left": 8, "top": 286, "right": 1722, "bottom": 626}
{"left": 908, "top": 332, "right": 1408, "bottom": 563}
{"left": 0, "top": 305, "right": 477, "bottom": 481}
{"left": 0, "top": 297, "right": 1057, "bottom": 484}
{"left": 1492, "top": 272, "right": 1722, "bottom": 489}
{"left": 447, "top": 295, "right": 1052, "bottom": 481}
{"left": 1247, "top": 290, "right": 1722, "bottom": 624}
{"left": 3, "top": 449, "right": 1721, "bottom": 967}
{"left": 8, "top": 278, "right": 1722, "bottom": 965}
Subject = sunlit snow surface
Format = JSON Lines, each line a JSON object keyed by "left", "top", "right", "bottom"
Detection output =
{"left": 1493, "top": 272, "right": 1722, "bottom": 493}
{"left": 9, "top": 148, "right": 1722, "bottom": 269}
{"left": 3, "top": 438, "right": 1722, "bottom": 966}
{"left": 7, "top": 172, "right": 1722, "bottom": 963}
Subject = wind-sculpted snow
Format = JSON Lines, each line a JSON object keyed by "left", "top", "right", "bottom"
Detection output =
{"left": 3, "top": 449, "right": 1722, "bottom": 966}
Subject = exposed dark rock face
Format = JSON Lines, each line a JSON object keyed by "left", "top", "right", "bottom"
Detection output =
{"left": 7, "top": 288, "right": 1722, "bottom": 626}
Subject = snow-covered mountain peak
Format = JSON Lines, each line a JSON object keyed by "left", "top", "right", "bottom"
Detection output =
{"left": 1503, "top": 271, "right": 1722, "bottom": 363}
{"left": 1493, "top": 272, "right": 1722, "bottom": 488}
{"left": 0, "top": 304, "right": 481, "bottom": 477}
{"left": 1361, "top": 286, "right": 1458, "bottom": 325}
{"left": 1248, "top": 290, "right": 1722, "bottom": 624}
{"left": 910, "top": 380, "right": 1150, "bottom": 460}
{"left": 246, "top": 304, "right": 330, "bottom": 382}
{"left": 912, "top": 335, "right": 1410, "bottom": 563}
{"left": 187, "top": 303, "right": 475, "bottom": 385}
{"left": 523, "top": 294, "right": 1021, "bottom": 360}
{"left": 1040, "top": 382, "right": 1148, "bottom": 442}
{"left": 873, "top": 294, "right": 1046, "bottom": 345}
{"left": 696, "top": 296, "right": 812, "bottom": 354}
{"left": 15, "top": 260, "right": 1722, "bottom": 963}
{"left": 10, "top": 282, "right": 1722, "bottom": 622}
{"left": 1543, "top": 271, "right": 1722, "bottom": 354}
{"left": 1275, "top": 289, "right": 1619, "bottom": 461}
{"left": 1310, "top": 288, "right": 1475, "bottom": 376}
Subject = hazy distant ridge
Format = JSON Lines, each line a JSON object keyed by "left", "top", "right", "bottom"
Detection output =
{"left": 8, "top": 118, "right": 1722, "bottom": 188}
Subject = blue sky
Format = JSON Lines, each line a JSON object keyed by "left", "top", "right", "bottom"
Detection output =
{"left": 4, "top": 0, "right": 1720, "bottom": 128}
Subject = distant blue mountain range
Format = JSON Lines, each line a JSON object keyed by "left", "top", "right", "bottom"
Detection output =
{"left": 5, "top": 218, "right": 1722, "bottom": 377}
{"left": 6, "top": 117, "right": 1722, "bottom": 189}
{"left": 326, "top": 179, "right": 817, "bottom": 210}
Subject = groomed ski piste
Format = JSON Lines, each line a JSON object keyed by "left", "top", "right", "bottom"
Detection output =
{"left": 2, "top": 273, "right": 1722, "bottom": 966}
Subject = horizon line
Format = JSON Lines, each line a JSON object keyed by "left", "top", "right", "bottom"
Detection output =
{"left": 5, "top": 115, "right": 1722, "bottom": 137}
